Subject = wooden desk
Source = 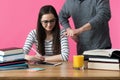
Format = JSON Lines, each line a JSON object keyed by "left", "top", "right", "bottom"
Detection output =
{"left": 0, "top": 62, "right": 120, "bottom": 80}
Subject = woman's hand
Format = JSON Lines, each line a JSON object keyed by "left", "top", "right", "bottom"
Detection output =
{"left": 34, "top": 54, "right": 45, "bottom": 61}
{"left": 25, "top": 54, "right": 45, "bottom": 64}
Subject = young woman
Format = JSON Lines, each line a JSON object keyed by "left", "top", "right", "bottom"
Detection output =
{"left": 23, "top": 5, "right": 69, "bottom": 63}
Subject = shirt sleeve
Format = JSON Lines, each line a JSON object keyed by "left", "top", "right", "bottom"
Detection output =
{"left": 59, "top": 0, "right": 71, "bottom": 29}
{"left": 60, "top": 28, "right": 69, "bottom": 61}
{"left": 23, "top": 30, "right": 36, "bottom": 54}
{"left": 88, "top": 0, "right": 111, "bottom": 29}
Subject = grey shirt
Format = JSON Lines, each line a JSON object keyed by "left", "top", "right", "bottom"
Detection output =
{"left": 59, "top": 0, "right": 111, "bottom": 54}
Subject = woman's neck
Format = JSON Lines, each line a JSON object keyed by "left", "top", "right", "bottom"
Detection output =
{"left": 45, "top": 31, "right": 53, "bottom": 41}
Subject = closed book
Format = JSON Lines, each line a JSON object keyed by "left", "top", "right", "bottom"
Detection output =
{"left": 88, "top": 61, "right": 120, "bottom": 70}
{"left": 0, "top": 59, "right": 27, "bottom": 66}
{"left": 0, "top": 53, "right": 25, "bottom": 62}
{"left": 89, "top": 57, "right": 119, "bottom": 63}
{"left": 0, "top": 47, "right": 23, "bottom": 56}
{"left": 0, "top": 63, "right": 29, "bottom": 70}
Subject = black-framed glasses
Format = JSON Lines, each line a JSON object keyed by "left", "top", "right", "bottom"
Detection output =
{"left": 41, "top": 19, "right": 56, "bottom": 25}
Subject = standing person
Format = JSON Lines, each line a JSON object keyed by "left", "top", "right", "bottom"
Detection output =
{"left": 59, "top": 0, "right": 112, "bottom": 55}
{"left": 23, "top": 5, "right": 69, "bottom": 63}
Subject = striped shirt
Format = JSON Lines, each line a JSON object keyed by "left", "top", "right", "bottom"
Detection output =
{"left": 23, "top": 29, "right": 69, "bottom": 61}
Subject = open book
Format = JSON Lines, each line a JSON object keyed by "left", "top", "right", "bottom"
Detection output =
{"left": 83, "top": 49, "right": 120, "bottom": 57}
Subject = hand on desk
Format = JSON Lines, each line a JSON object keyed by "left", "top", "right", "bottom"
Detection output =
{"left": 25, "top": 54, "right": 63, "bottom": 65}
{"left": 25, "top": 54, "right": 45, "bottom": 64}
{"left": 34, "top": 54, "right": 45, "bottom": 61}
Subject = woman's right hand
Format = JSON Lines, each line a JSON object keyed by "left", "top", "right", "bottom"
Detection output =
{"left": 25, "top": 54, "right": 45, "bottom": 64}
{"left": 34, "top": 54, "right": 45, "bottom": 61}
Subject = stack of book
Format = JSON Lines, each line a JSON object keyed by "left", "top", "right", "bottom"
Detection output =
{"left": 83, "top": 49, "right": 120, "bottom": 70}
{"left": 88, "top": 57, "right": 119, "bottom": 70}
{"left": 0, "top": 47, "right": 28, "bottom": 70}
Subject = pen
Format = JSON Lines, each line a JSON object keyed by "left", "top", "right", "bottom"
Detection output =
{"left": 31, "top": 48, "right": 39, "bottom": 55}
{"left": 31, "top": 48, "right": 44, "bottom": 60}
{"left": 54, "top": 62, "right": 63, "bottom": 67}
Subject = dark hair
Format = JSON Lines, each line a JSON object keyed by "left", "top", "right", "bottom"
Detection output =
{"left": 36, "top": 5, "right": 61, "bottom": 56}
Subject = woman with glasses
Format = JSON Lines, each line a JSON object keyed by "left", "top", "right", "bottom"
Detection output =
{"left": 23, "top": 5, "right": 69, "bottom": 63}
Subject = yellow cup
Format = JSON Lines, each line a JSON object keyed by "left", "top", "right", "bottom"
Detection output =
{"left": 73, "top": 55, "right": 84, "bottom": 70}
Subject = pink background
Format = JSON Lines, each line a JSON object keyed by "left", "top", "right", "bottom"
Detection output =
{"left": 0, "top": 0, "right": 120, "bottom": 61}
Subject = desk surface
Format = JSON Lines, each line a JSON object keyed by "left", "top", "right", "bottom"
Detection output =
{"left": 0, "top": 62, "right": 120, "bottom": 80}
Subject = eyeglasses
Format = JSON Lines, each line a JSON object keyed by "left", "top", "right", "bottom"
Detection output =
{"left": 41, "top": 19, "right": 56, "bottom": 25}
